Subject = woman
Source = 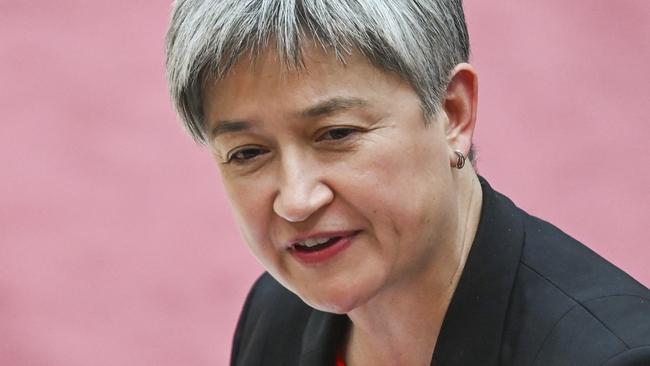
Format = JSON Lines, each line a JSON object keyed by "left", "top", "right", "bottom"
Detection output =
{"left": 165, "top": 1, "right": 650, "bottom": 365}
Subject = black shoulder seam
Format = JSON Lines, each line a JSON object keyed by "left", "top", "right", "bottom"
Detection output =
{"left": 531, "top": 301, "right": 583, "bottom": 364}
{"left": 603, "top": 346, "right": 650, "bottom": 365}
{"left": 520, "top": 262, "right": 632, "bottom": 349}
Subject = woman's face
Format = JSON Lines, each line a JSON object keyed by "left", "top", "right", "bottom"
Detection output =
{"left": 204, "top": 46, "right": 460, "bottom": 313}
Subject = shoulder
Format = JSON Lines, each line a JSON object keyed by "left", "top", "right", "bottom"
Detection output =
{"left": 231, "top": 273, "right": 313, "bottom": 365}
{"left": 503, "top": 209, "right": 650, "bottom": 365}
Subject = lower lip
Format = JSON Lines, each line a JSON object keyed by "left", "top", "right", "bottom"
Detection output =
{"left": 289, "top": 232, "right": 358, "bottom": 265}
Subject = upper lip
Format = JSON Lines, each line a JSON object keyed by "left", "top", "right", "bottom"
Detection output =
{"left": 286, "top": 230, "right": 360, "bottom": 249}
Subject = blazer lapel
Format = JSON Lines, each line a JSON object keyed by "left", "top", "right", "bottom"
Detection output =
{"left": 431, "top": 177, "right": 525, "bottom": 365}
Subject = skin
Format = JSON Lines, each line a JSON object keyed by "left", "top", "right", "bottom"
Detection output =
{"left": 204, "top": 44, "right": 482, "bottom": 365}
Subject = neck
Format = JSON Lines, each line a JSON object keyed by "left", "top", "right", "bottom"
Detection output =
{"left": 345, "top": 171, "right": 483, "bottom": 366}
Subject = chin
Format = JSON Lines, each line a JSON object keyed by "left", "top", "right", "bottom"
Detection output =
{"left": 297, "top": 283, "right": 373, "bottom": 315}
{"left": 303, "top": 296, "right": 358, "bottom": 315}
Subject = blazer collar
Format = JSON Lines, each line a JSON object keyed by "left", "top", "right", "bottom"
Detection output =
{"left": 298, "top": 310, "right": 349, "bottom": 366}
{"left": 297, "top": 176, "right": 524, "bottom": 366}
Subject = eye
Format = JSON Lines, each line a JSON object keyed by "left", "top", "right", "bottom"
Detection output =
{"left": 225, "top": 146, "right": 268, "bottom": 164}
{"left": 318, "top": 127, "right": 359, "bottom": 141}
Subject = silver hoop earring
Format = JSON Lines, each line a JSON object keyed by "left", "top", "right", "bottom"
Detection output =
{"left": 454, "top": 150, "right": 466, "bottom": 169}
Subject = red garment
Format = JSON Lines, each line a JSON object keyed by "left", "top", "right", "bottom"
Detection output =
{"left": 334, "top": 350, "right": 346, "bottom": 366}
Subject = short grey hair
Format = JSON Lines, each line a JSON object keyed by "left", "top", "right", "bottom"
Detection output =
{"left": 165, "top": 0, "right": 470, "bottom": 145}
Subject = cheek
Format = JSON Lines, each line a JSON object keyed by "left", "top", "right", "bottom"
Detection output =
{"left": 336, "top": 159, "right": 419, "bottom": 248}
{"left": 343, "top": 136, "right": 455, "bottom": 248}
{"left": 350, "top": 140, "right": 448, "bottom": 217}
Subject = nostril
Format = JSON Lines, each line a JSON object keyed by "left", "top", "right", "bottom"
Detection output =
{"left": 273, "top": 193, "right": 312, "bottom": 223}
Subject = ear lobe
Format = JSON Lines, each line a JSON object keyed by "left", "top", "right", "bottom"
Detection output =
{"left": 443, "top": 63, "right": 478, "bottom": 158}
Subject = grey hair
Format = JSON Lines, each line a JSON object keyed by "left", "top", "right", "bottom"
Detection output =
{"left": 165, "top": 0, "right": 470, "bottom": 146}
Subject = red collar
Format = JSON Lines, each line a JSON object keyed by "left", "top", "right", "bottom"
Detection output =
{"left": 334, "top": 350, "right": 346, "bottom": 366}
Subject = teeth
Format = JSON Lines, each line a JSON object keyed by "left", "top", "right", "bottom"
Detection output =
{"left": 297, "top": 237, "right": 331, "bottom": 247}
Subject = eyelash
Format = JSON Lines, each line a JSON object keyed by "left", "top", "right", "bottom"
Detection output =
{"left": 317, "top": 127, "right": 360, "bottom": 142}
{"left": 225, "top": 146, "right": 268, "bottom": 165}
{"left": 224, "top": 127, "right": 361, "bottom": 165}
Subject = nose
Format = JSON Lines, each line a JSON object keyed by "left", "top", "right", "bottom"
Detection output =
{"left": 272, "top": 153, "right": 334, "bottom": 223}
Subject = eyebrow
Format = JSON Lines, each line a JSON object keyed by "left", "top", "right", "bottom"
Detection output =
{"left": 301, "top": 97, "right": 368, "bottom": 118}
{"left": 209, "top": 97, "right": 368, "bottom": 139}
{"left": 209, "top": 120, "right": 251, "bottom": 139}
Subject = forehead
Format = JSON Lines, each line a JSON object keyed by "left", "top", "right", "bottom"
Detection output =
{"left": 203, "top": 44, "right": 409, "bottom": 121}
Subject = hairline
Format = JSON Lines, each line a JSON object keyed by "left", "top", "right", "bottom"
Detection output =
{"left": 166, "top": 0, "right": 471, "bottom": 155}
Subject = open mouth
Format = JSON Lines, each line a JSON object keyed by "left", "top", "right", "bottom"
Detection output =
{"left": 291, "top": 236, "right": 342, "bottom": 252}
{"left": 287, "top": 231, "right": 359, "bottom": 264}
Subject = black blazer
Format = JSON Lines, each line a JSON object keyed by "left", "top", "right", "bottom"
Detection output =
{"left": 231, "top": 178, "right": 650, "bottom": 365}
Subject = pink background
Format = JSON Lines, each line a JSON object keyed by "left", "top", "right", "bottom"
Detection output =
{"left": 1, "top": 1, "right": 648, "bottom": 365}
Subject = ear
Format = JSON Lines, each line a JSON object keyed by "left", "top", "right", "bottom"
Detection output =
{"left": 442, "top": 63, "right": 478, "bottom": 160}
